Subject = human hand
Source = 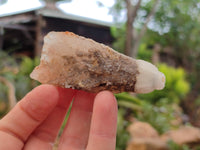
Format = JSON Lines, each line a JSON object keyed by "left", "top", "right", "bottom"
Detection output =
{"left": 0, "top": 84, "right": 118, "bottom": 150}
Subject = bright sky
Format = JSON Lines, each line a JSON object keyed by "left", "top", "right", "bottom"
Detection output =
{"left": 0, "top": 0, "right": 45, "bottom": 17}
{"left": 0, "top": 0, "right": 115, "bottom": 24}
{"left": 57, "top": 0, "right": 115, "bottom": 23}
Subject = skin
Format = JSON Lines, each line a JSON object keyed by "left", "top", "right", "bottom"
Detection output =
{"left": 0, "top": 84, "right": 118, "bottom": 150}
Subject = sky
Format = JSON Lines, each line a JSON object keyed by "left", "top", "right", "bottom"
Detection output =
{"left": 0, "top": 0, "right": 115, "bottom": 24}
{"left": 57, "top": 0, "right": 115, "bottom": 23}
{"left": 0, "top": 0, "right": 45, "bottom": 17}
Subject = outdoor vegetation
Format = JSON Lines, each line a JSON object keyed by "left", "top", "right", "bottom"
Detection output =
{"left": 111, "top": 0, "right": 200, "bottom": 149}
{"left": 1, "top": 0, "right": 200, "bottom": 150}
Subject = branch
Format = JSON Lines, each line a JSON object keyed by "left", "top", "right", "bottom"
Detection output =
{"left": 131, "top": 0, "right": 142, "bottom": 27}
{"left": 125, "top": 0, "right": 142, "bottom": 39}
{"left": 138, "top": 0, "right": 159, "bottom": 41}
{"left": 0, "top": 76, "right": 17, "bottom": 110}
{"left": 125, "top": 0, "right": 142, "bottom": 56}
{"left": 131, "top": 0, "right": 160, "bottom": 57}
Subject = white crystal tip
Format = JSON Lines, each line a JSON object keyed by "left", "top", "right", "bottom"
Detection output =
{"left": 135, "top": 60, "right": 166, "bottom": 93}
{"left": 155, "top": 72, "right": 165, "bottom": 90}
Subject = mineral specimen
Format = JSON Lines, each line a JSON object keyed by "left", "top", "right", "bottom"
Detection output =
{"left": 30, "top": 31, "right": 165, "bottom": 93}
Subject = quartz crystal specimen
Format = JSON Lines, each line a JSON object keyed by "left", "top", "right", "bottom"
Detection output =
{"left": 30, "top": 31, "right": 165, "bottom": 93}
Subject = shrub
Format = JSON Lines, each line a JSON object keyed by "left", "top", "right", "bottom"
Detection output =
{"left": 0, "top": 51, "right": 39, "bottom": 117}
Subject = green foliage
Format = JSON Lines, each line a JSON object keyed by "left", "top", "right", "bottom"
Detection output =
{"left": 116, "top": 109, "right": 130, "bottom": 150}
{"left": 167, "top": 140, "right": 191, "bottom": 150}
{"left": 19, "top": 57, "right": 40, "bottom": 76}
{"left": 116, "top": 93, "right": 179, "bottom": 134}
{"left": 0, "top": 51, "right": 18, "bottom": 70}
{"left": 110, "top": 24, "right": 126, "bottom": 53}
{"left": 110, "top": 0, "right": 199, "bottom": 149}
{"left": 138, "top": 63, "right": 190, "bottom": 104}
{"left": 137, "top": 43, "right": 153, "bottom": 61}
{"left": 115, "top": 92, "right": 143, "bottom": 105}
{"left": 14, "top": 56, "right": 39, "bottom": 100}
{"left": 159, "top": 64, "right": 190, "bottom": 98}
{"left": 145, "top": 0, "right": 200, "bottom": 87}
{"left": 195, "top": 96, "right": 200, "bottom": 106}
{"left": 137, "top": 100, "right": 178, "bottom": 134}
{"left": 110, "top": 0, "right": 200, "bottom": 81}
{"left": 0, "top": 83, "right": 8, "bottom": 116}
{"left": 0, "top": 51, "right": 40, "bottom": 117}
{"left": 115, "top": 63, "right": 190, "bottom": 149}
{"left": 15, "top": 56, "right": 40, "bottom": 99}
{"left": 111, "top": 25, "right": 153, "bottom": 61}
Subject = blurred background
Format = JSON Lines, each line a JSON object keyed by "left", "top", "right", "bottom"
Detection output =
{"left": 0, "top": 0, "right": 200, "bottom": 149}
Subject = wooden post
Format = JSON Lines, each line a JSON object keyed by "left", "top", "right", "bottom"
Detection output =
{"left": 0, "top": 26, "right": 4, "bottom": 50}
{"left": 34, "top": 14, "right": 43, "bottom": 57}
{"left": 152, "top": 44, "right": 161, "bottom": 64}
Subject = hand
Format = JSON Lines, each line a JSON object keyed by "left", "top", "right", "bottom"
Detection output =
{"left": 0, "top": 85, "right": 118, "bottom": 150}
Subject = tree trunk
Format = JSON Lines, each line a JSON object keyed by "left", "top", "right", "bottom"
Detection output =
{"left": 125, "top": 0, "right": 142, "bottom": 56}
{"left": 34, "top": 14, "right": 43, "bottom": 57}
{"left": 0, "top": 27, "right": 3, "bottom": 50}
{"left": 125, "top": 0, "right": 134, "bottom": 56}
{"left": 131, "top": 0, "right": 159, "bottom": 58}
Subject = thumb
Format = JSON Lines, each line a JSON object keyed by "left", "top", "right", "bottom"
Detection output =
{"left": 0, "top": 84, "right": 59, "bottom": 149}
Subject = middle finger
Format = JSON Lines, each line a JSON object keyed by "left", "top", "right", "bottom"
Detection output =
{"left": 58, "top": 90, "right": 96, "bottom": 150}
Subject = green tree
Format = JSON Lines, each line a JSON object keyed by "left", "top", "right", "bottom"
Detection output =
{"left": 111, "top": 0, "right": 200, "bottom": 126}
{"left": 143, "top": 0, "right": 200, "bottom": 126}
{"left": 110, "top": 0, "right": 160, "bottom": 57}
{"left": 110, "top": 0, "right": 200, "bottom": 58}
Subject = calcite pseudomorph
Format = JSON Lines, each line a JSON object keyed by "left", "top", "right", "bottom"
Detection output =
{"left": 30, "top": 31, "right": 165, "bottom": 93}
